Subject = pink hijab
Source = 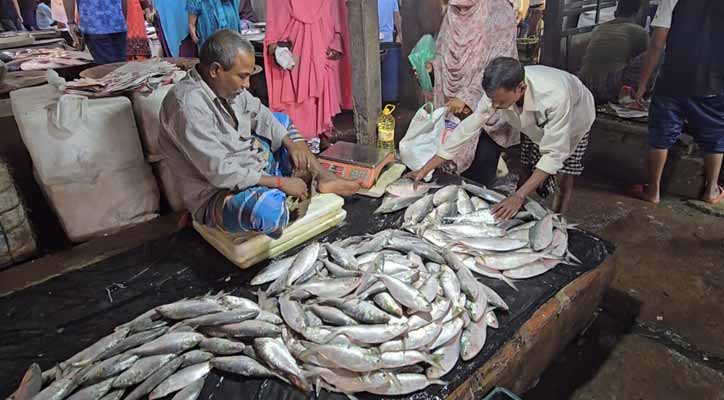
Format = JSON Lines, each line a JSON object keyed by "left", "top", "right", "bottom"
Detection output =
{"left": 264, "top": 0, "right": 353, "bottom": 140}
{"left": 434, "top": 0, "right": 518, "bottom": 172}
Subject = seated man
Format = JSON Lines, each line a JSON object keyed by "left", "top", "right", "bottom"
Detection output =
{"left": 159, "top": 29, "right": 359, "bottom": 238}
{"left": 578, "top": 0, "right": 649, "bottom": 104}
{"left": 409, "top": 57, "right": 595, "bottom": 219}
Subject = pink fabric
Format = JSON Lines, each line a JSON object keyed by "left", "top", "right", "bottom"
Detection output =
{"left": 433, "top": 0, "right": 518, "bottom": 173}
{"left": 264, "top": 0, "right": 353, "bottom": 140}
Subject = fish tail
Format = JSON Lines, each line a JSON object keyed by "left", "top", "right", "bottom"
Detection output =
{"left": 427, "top": 354, "right": 444, "bottom": 369}
{"left": 499, "top": 275, "right": 519, "bottom": 291}
{"left": 430, "top": 379, "right": 448, "bottom": 386}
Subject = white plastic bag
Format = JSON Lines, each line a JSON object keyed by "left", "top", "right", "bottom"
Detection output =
{"left": 275, "top": 47, "right": 296, "bottom": 70}
{"left": 399, "top": 103, "right": 447, "bottom": 174}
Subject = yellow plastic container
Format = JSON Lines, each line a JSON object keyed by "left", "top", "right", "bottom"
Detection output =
{"left": 377, "top": 104, "right": 396, "bottom": 151}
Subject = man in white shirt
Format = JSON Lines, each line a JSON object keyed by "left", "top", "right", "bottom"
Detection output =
{"left": 408, "top": 57, "right": 595, "bottom": 219}
{"left": 632, "top": 0, "right": 724, "bottom": 205}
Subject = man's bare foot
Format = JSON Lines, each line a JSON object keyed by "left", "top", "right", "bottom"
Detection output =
{"left": 701, "top": 185, "right": 724, "bottom": 204}
{"left": 317, "top": 170, "right": 361, "bottom": 196}
{"left": 629, "top": 183, "right": 660, "bottom": 204}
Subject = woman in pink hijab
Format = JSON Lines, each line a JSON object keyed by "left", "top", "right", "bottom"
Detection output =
{"left": 264, "top": 0, "right": 353, "bottom": 153}
{"left": 434, "top": 0, "right": 518, "bottom": 185}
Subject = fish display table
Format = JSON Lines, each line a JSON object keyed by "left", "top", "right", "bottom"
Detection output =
{"left": 0, "top": 175, "right": 613, "bottom": 399}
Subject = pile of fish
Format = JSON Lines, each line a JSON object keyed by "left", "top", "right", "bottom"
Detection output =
{"left": 8, "top": 181, "right": 578, "bottom": 400}
{"left": 377, "top": 179, "right": 580, "bottom": 288}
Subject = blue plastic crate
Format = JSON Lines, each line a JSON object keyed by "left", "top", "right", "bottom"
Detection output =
{"left": 482, "top": 387, "right": 523, "bottom": 400}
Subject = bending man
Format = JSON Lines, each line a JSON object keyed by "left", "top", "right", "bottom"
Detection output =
{"left": 409, "top": 57, "right": 595, "bottom": 219}
{"left": 159, "top": 29, "right": 359, "bottom": 238}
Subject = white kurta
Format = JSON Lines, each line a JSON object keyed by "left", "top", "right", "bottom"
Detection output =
{"left": 438, "top": 65, "right": 596, "bottom": 175}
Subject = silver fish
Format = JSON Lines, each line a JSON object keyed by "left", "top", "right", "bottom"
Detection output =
{"left": 436, "top": 223, "right": 506, "bottom": 238}
{"left": 470, "top": 196, "right": 489, "bottom": 210}
{"left": 375, "top": 274, "right": 432, "bottom": 312}
{"left": 435, "top": 200, "right": 458, "bottom": 219}
{"left": 480, "top": 252, "right": 549, "bottom": 271}
{"left": 149, "top": 362, "right": 211, "bottom": 400}
{"left": 374, "top": 194, "right": 423, "bottom": 214}
{"left": 156, "top": 299, "right": 225, "bottom": 320}
{"left": 200, "top": 338, "right": 245, "bottom": 355}
{"left": 290, "top": 277, "right": 361, "bottom": 299}
{"left": 253, "top": 338, "right": 308, "bottom": 391}
{"left": 439, "top": 265, "right": 461, "bottom": 304}
{"left": 256, "top": 310, "right": 284, "bottom": 325}
{"left": 112, "top": 354, "right": 177, "bottom": 388}
{"left": 220, "top": 295, "right": 260, "bottom": 311}
{"left": 373, "top": 292, "right": 404, "bottom": 317}
{"left": 497, "top": 218, "right": 525, "bottom": 231}
{"left": 379, "top": 322, "right": 442, "bottom": 352}
{"left": 386, "top": 235, "right": 445, "bottom": 264}
{"left": 251, "top": 256, "right": 295, "bottom": 286}
{"left": 421, "top": 228, "right": 452, "bottom": 248}
{"left": 429, "top": 297, "right": 452, "bottom": 321}
{"left": 180, "top": 350, "right": 213, "bottom": 367}
{"left": 279, "top": 294, "right": 307, "bottom": 334}
{"left": 351, "top": 231, "right": 391, "bottom": 255}
{"left": 530, "top": 213, "right": 555, "bottom": 251}
{"left": 461, "top": 182, "right": 505, "bottom": 203}
{"left": 178, "top": 309, "right": 259, "bottom": 329}
{"left": 524, "top": 199, "right": 548, "bottom": 220}
{"left": 296, "top": 260, "right": 323, "bottom": 285}
{"left": 117, "top": 357, "right": 183, "bottom": 400}
{"left": 503, "top": 259, "right": 559, "bottom": 279}
{"left": 509, "top": 220, "right": 537, "bottom": 233}
{"left": 215, "top": 320, "right": 281, "bottom": 338}
{"left": 485, "top": 309, "right": 499, "bottom": 329}
{"left": 309, "top": 304, "right": 359, "bottom": 326}
{"left": 549, "top": 228, "right": 568, "bottom": 258}
{"left": 286, "top": 242, "right": 321, "bottom": 286}
{"left": 432, "top": 185, "right": 458, "bottom": 206}
{"left": 385, "top": 178, "right": 440, "bottom": 198}
{"left": 129, "top": 332, "right": 205, "bottom": 356}
{"left": 404, "top": 194, "right": 435, "bottom": 225}
{"left": 367, "top": 373, "right": 446, "bottom": 396}
{"left": 305, "top": 343, "right": 381, "bottom": 372}
{"left": 66, "top": 378, "right": 114, "bottom": 400}
{"left": 211, "top": 356, "right": 285, "bottom": 380}
{"left": 322, "top": 298, "right": 393, "bottom": 324}
{"left": 445, "top": 208, "right": 497, "bottom": 225}
{"left": 323, "top": 259, "right": 361, "bottom": 277}
{"left": 10, "top": 363, "right": 42, "bottom": 400}
{"left": 33, "top": 367, "right": 86, "bottom": 400}
{"left": 460, "top": 313, "right": 488, "bottom": 361}
{"left": 304, "top": 310, "right": 324, "bottom": 327}
{"left": 81, "top": 354, "right": 139, "bottom": 386}
{"left": 325, "top": 243, "right": 358, "bottom": 269}
{"left": 98, "top": 327, "right": 168, "bottom": 360}
{"left": 324, "top": 323, "right": 408, "bottom": 344}
{"left": 169, "top": 378, "right": 204, "bottom": 400}
{"left": 380, "top": 351, "right": 440, "bottom": 369}
{"left": 64, "top": 328, "right": 130, "bottom": 368}
{"left": 478, "top": 282, "right": 509, "bottom": 311}
{"left": 426, "top": 331, "right": 461, "bottom": 379}
{"left": 459, "top": 237, "right": 529, "bottom": 252}
{"left": 99, "top": 390, "right": 124, "bottom": 400}
{"left": 429, "top": 317, "right": 464, "bottom": 350}
{"left": 117, "top": 309, "right": 162, "bottom": 333}
{"left": 456, "top": 187, "right": 474, "bottom": 215}
{"left": 508, "top": 228, "right": 532, "bottom": 241}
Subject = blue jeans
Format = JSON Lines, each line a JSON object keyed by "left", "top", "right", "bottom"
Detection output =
{"left": 649, "top": 94, "right": 724, "bottom": 154}
{"left": 85, "top": 32, "right": 127, "bottom": 64}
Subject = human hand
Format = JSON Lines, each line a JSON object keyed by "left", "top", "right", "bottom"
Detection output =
{"left": 68, "top": 23, "right": 82, "bottom": 48}
{"left": 280, "top": 177, "right": 309, "bottom": 200}
{"left": 326, "top": 48, "right": 342, "bottom": 60}
{"left": 491, "top": 193, "right": 525, "bottom": 220}
{"left": 395, "top": 34, "right": 403, "bottom": 45}
{"left": 404, "top": 169, "right": 428, "bottom": 183}
{"left": 446, "top": 98, "right": 467, "bottom": 115}
{"left": 268, "top": 43, "right": 277, "bottom": 56}
{"left": 634, "top": 86, "right": 647, "bottom": 108}
{"left": 189, "top": 27, "right": 200, "bottom": 44}
{"left": 288, "top": 141, "right": 315, "bottom": 172}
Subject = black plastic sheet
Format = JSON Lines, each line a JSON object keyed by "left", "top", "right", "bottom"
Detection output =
{"left": 0, "top": 178, "right": 612, "bottom": 399}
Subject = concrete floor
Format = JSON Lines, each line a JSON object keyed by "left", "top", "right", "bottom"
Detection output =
{"left": 525, "top": 179, "right": 724, "bottom": 399}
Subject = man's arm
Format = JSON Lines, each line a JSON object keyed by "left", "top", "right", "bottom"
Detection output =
{"left": 635, "top": 27, "right": 669, "bottom": 102}
{"left": 121, "top": 0, "right": 128, "bottom": 19}
{"left": 62, "top": 0, "right": 76, "bottom": 24}
{"left": 394, "top": 11, "right": 402, "bottom": 44}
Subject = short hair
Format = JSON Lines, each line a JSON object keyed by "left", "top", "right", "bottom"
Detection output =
{"left": 482, "top": 57, "right": 525, "bottom": 93}
{"left": 615, "top": 0, "right": 641, "bottom": 18}
{"left": 199, "top": 29, "right": 255, "bottom": 71}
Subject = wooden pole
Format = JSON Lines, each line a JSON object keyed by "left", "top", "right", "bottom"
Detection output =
{"left": 347, "top": 0, "right": 382, "bottom": 146}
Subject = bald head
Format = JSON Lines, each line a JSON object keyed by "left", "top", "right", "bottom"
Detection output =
{"left": 199, "top": 29, "right": 255, "bottom": 71}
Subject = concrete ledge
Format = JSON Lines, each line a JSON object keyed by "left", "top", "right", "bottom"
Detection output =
{"left": 447, "top": 257, "right": 617, "bottom": 399}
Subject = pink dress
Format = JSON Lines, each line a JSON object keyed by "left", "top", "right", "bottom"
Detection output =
{"left": 264, "top": 0, "right": 353, "bottom": 141}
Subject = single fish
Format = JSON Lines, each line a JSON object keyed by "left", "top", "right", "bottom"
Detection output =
{"left": 524, "top": 199, "right": 548, "bottom": 220}
{"left": 99, "top": 390, "right": 124, "bottom": 400}
{"left": 180, "top": 350, "right": 213, "bottom": 367}
{"left": 421, "top": 228, "right": 452, "bottom": 248}
{"left": 215, "top": 320, "right": 281, "bottom": 338}
{"left": 432, "top": 185, "right": 458, "bottom": 206}
{"left": 530, "top": 213, "right": 555, "bottom": 251}
{"left": 129, "top": 332, "right": 205, "bottom": 356}
{"left": 373, "top": 292, "right": 404, "bottom": 317}
{"left": 169, "top": 378, "right": 204, "bottom": 400}
{"left": 428, "top": 297, "right": 452, "bottom": 321}
{"left": 32, "top": 367, "right": 86, "bottom": 400}
{"left": 351, "top": 231, "right": 391, "bottom": 256}
{"left": 149, "top": 362, "right": 211, "bottom": 400}
{"left": 436, "top": 223, "right": 506, "bottom": 238}
{"left": 290, "top": 277, "right": 361, "bottom": 299}
{"left": 435, "top": 201, "right": 458, "bottom": 220}
{"left": 549, "top": 228, "right": 568, "bottom": 258}
{"left": 156, "top": 299, "right": 225, "bottom": 320}
{"left": 309, "top": 304, "right": 359, "bottom": 326}
{"left": 459, "top": 237, "right": 529, "bottom": 252}
{"left": 9, "top": 363, "right": 42, "bottom": 400}
{"left": 122, "top": 356, "right": 183, "bottom": 400}
{"left": 296, "top": 260, "right": 324, "bottom": 285}
{"left": 279, "top": 294, "right": 307, "bottom": 334}
{"left": 286, "top": 242, "right": 321, "bottom": 286}
{"left": 404, "top": 194, "right": 435, "bottom": 225}
{"left": 439, "top": 265, "right": 461, "bottom": 304}
{"left": 323, "top": 259, "right": 361, "bottom": 277}
{"left": 429, "top": 317, "right": 464, "bottom": 350}
{"left": 503, "top": 259, "right": 559, "bottom": 279}
{"left": 456, "top": 187, "right": 474, "bottom": 215}
{"left": 199, "top": 338, "right": 246, "bottom": 355}
{"left": 480, "top": 252, "right": 549, "bottom": 271}
{"left": 497, "top": 218, "right": 525, "bottom": 231}
{"left": 66, "top": 378, "right": 114, "bottom": 400}
{"left": 177, "top": 309, "right": 259, "bottom": 329}
{"left": 385, "top": 178, "right": 440, "bottom": 198}
{"left": 478, "top": 282, "right": 509, "bottom": 311}
{"left": 460, "top": 313, "right": 488, "bottom": 361}
{"left": 81, "top": 354, "right": 139, "bottom": 386}
{"left": 324, "top": 323, "right": 408, "bottom": 345}
{"left": 256, "top": 310, "right": 284, "bottom": 325}
{"left": 380, "top": 322, "right": 442, "bottom": 352}
{"left": 211, "top": 356, "right": 285, "bottom": 380}
{"left": 470, "top": 196, "right": 489, "bottom": 210}
{"left": 303, "top": 343, "right": 381, "bottom": 372}
{"left": 251, "top": 256, "right": 295, "bottom": 286}
{"left": 322, "top": 298, "right": 393, "bottom": 324}
{"left": 303, "top": 310, "right": 323, "bottom": 327}
{"left": 367, "top": 373, "right": 446, "bottom": 396}
{"left": 220, "top": 295, "right": 261, "bottom": 311}
{"left": 112, "top": 354, "right": 177, "bottom": 388}
{"left": 426, "top": 331, "right": 461, "bottom": 379}
{"left": 386, "top": 235, "right": 445, "bottom": 264}
{"left": 485, "top": 309, "right": 499, "bottom": 329}
{"left": 375, "top": 274, "right": 432, "bottom": 312}
{"left": 461, "top": 183, "right": 505, "bottom": 203}
{"left": 117, "top": 309, "right": 162, "bottom": 333}
{"left": 508, "top": 228, "right": 532, "bottom": 241}
{"left": 380, "top": 351, "right": 440, "bottom": 369}
{"left": 325, "top": 243, "right": 358, "bottom": 269}
{"left": 63, "top": 328, "right": 130, "bottom": 368}
{"left": 98, "top": 327, "right": 168, "bottom": 360}
{"left": 253, "top": 338, "right": 309, "bottom": 391}
{"left": 374, "top": 194, "right": 423, "bottom": 214}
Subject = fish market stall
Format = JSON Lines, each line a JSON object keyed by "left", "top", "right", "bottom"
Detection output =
{"left": 0, "top": 176, "right": 613, "bottom": 400}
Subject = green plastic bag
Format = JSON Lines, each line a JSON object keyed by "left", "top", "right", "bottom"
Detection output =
{"left": 408, "top": 34, "right": 436, "bottom": 92}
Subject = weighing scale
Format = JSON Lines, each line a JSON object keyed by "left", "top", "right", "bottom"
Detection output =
{"left": 318, "top": 142, "right": 395, "bottom": 189}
